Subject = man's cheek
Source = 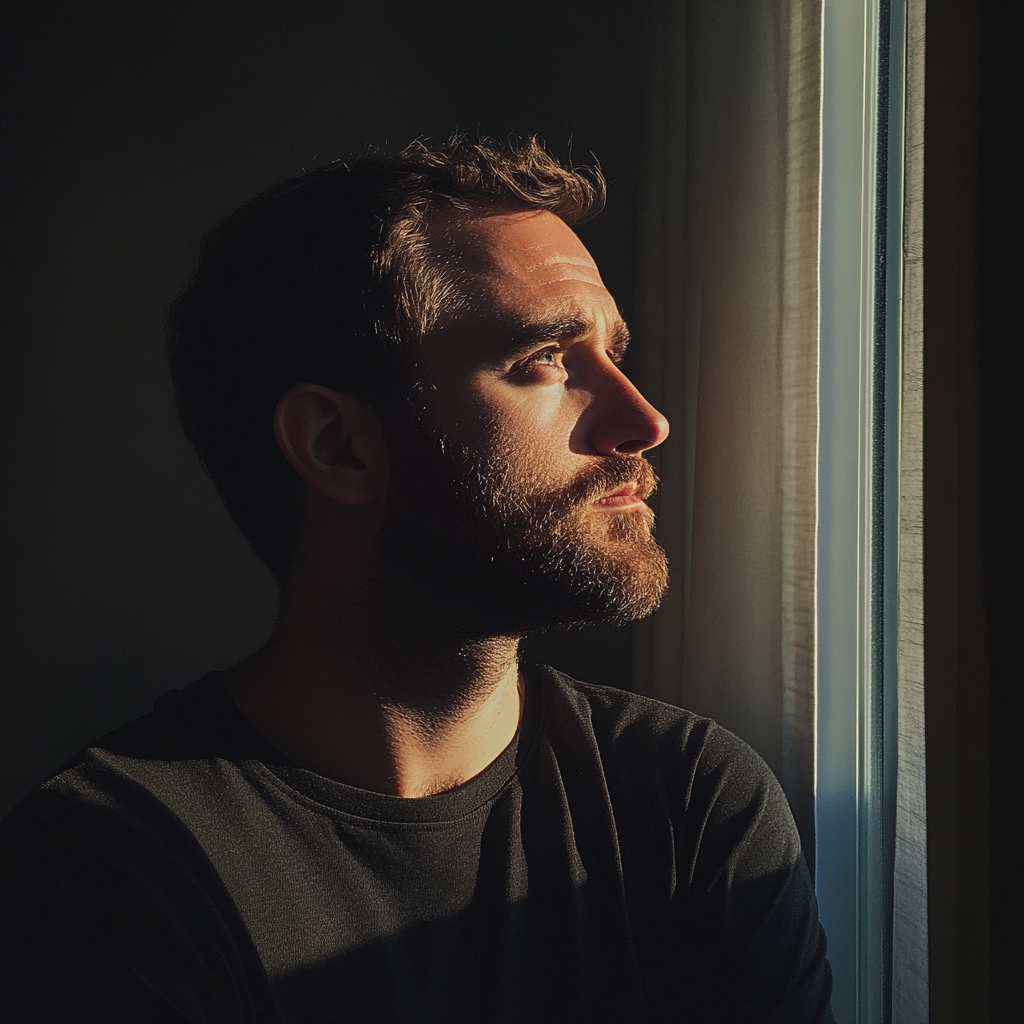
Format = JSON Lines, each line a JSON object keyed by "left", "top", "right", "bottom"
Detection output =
{"left": 500, "top": 402, "right": 577, "bottom": 461}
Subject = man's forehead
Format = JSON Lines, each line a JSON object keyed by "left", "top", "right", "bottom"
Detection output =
{"left": 430, "top": 208, "right": 601, "bottom": 282}
{"left": 426, "top": 208, "right": 612, "bottom": 335}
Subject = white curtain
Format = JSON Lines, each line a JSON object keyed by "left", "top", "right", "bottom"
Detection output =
{"left": 634, "top": 0, "right": 822, "bottom": 864}
{"left": 634, "top": 2, "right": 930, "bottom": 1019}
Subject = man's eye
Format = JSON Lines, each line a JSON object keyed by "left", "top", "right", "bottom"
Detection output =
{"left": 507, "top": 346, "right": 566, "bottom": 382}
{"left": 525, "top": 347, "right": 560, "bottom": 366}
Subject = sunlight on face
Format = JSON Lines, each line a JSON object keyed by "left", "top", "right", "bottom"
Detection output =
{"left": 416, "top": 208, "right": 669, "bottom": 467}
{"left": 373, "top": 210, "right": 670, "bottom": 634}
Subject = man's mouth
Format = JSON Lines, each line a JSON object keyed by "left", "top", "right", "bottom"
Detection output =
{"left": 592, "top": 482, "right": 647, "bottom": 510}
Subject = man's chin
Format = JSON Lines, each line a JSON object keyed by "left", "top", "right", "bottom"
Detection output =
{"left": 587, "top": 504, "right": 657, "bottom": 546}
{"left": 477, "top": 534, "right": 669, "bottom": 634}
{"left": 571, "top": 546, "right": 669, "bottom": 627}
{"left": 376, "top": 530, "right": 668, "bottom": 637}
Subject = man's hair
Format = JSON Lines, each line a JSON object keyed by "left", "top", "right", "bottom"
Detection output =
{"left": 166, "top": 136, "right": 606, "bottom": 585}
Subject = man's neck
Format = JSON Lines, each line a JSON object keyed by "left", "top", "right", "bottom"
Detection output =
{"left": 224, "top": 576, "right": 524, "bottom": 799}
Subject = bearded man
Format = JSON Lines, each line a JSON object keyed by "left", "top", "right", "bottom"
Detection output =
{"left": 1, "top": 138, "right": 834, "bottom": 1023}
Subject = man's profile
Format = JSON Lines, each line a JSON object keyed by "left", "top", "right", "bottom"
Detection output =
{"left": 1, "top": 137, "right": 834, "bottom": 1022}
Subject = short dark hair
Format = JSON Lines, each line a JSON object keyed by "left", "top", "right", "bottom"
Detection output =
{"left": 166, "top": 136, "right": 606, "bottom": 584}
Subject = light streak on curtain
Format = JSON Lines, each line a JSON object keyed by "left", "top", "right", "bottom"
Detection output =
{"left": 892, "top": 0, "right": 928, "bottom": 1017}
{"left": 634, "top": 0, "right": 822, "bottom": 866}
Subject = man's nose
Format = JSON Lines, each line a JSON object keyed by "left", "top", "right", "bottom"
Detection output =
{"left": 585, "top": 362, "right": 670, "bottom": 456}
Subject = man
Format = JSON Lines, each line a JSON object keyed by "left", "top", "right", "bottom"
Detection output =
{"left": 1, "top": 137, "right": 834, "bottom": 1022}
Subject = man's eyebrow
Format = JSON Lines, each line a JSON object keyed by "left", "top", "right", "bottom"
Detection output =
{"left": 492, "top": 315, "right": 631, "bottom": 360}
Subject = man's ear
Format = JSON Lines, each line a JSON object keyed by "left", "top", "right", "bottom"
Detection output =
{"left": 274, "top": 384, "right": 388, "bottom": 506}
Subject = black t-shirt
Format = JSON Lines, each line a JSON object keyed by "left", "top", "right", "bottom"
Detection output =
{"left": 1, "top": 665, "right": 834, "bottom": 1023}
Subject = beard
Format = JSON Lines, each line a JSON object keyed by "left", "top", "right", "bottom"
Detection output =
{"left": 373, "top": 403, "right": 669, "bottom": 636}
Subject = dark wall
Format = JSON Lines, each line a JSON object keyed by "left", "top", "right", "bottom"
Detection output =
{"left": 0, "top": 2, "right": 652, "bottom": 813}
{"left": 925, "top": 0, "right": 1022, "bottom": 1018}
{"left": 974, "top": 0, "right": 1021, "bottom": 1017}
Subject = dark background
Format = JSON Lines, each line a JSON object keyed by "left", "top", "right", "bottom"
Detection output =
{"left": 1, "top": 2, "right": 1018, "bottom": 1019}
{"left": 925, "top": 0, "right": 1021, "bottom": 1018}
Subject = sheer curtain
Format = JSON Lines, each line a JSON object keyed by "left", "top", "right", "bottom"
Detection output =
{"left": 634, "top": 0, "right": 822, "bottom": 864}
{"left": 633, "top": 2, "right": 930, "bottom": 1020}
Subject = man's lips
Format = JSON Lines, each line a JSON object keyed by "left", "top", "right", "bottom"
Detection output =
{"left": 592, "top": 482, "right": 647, "bottom": 509}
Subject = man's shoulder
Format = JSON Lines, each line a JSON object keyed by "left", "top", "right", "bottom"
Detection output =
{"left": 538, "top": 665, "right": 705, "bottom": 725}
{"left": 532, "top": 664, "right": 781, "bottom": 804}
{"left": 86, "top": 671, "right": 268, "bottom": 761}
{"left": 537, "top": 664, "right": 764, "bottom": 756}
{"left": 2, "top": 673, "right": 279, "bottom": 833}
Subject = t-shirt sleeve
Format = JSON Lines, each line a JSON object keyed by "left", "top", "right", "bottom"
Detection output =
{"left": 0, "top": 775, "right": 277, "bottom": 1024}
{"left": 671, "top": 725, "right": 836, "bottom": 1024}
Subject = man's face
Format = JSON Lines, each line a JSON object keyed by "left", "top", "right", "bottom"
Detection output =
{"left": 375, "top": 208, "right": 670, "bottom": 634}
